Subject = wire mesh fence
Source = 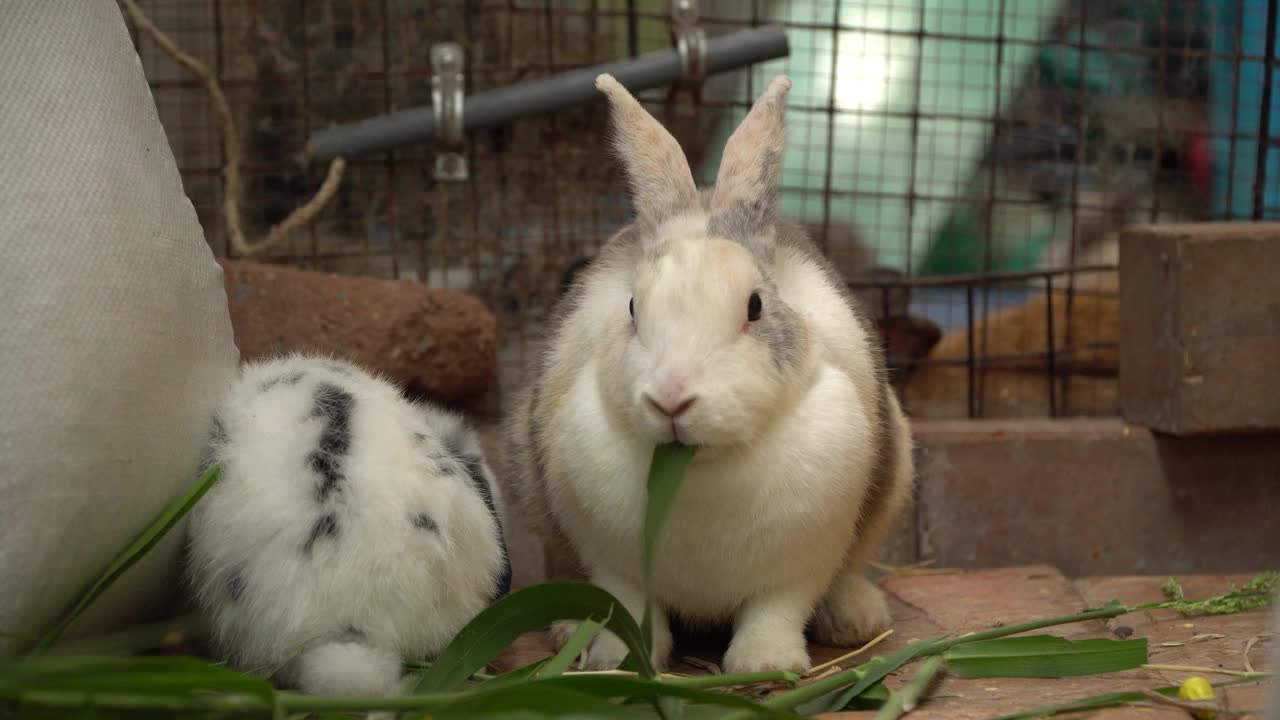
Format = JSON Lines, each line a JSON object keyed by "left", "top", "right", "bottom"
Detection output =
{"left": 122, "top": 0, "right": 1278, "bottom": 420}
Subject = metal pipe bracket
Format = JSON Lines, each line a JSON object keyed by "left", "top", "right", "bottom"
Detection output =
{"left": 431, "top": 42, "right": 467, "bottom": 181}
{"left": 672, "top": 0, "right": 706, "bottom": 91}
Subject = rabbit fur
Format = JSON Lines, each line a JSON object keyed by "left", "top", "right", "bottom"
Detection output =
{"left": 502, "top": 74, "right": 915, "bottom": 673}
{"left": 186, "top": 354, "right": 511, "bottom": 696}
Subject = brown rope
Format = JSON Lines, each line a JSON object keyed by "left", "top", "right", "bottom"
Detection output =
{"left": 120, "top": 0, "right": 346, "bottom": 257}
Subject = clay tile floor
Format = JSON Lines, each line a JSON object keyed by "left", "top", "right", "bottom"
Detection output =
{"left": 493, "top": 567, "right": 1276, "bottom": 719}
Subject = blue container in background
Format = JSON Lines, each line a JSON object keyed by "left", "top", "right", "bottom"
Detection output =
{"left": 1208, "top": 0, "right": 1280, "bottom": 219}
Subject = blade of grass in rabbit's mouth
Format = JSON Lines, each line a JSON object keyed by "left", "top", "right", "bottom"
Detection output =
{"left": 630, "top": 442, "right": 696, "bottom": 667}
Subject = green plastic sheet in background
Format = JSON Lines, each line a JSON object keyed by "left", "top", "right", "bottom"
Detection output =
{"left": 700, "top": 1, "right": 1060, "bottom": 274}
{"left": 598, "top": 1, "right": 1059, "bottom": 274}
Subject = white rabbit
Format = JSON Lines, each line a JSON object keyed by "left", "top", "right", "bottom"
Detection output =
{"left": 186, "top": 354, "right": 510, "bottom": 696}
{"left": 502, "top": 74, "right": 914, "bottom": 674}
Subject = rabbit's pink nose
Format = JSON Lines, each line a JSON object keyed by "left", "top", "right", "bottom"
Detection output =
{"left": 646, "top": 393, "right": 697, "bottom": 419}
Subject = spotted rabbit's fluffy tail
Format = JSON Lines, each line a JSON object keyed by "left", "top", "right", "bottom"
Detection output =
{"left": 291, "top": 640, "right": 402, "bottom": 697}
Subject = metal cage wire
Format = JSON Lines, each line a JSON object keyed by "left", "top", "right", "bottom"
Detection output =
{"left": 123, "top": 0, "right": 1279, "bottom": 420}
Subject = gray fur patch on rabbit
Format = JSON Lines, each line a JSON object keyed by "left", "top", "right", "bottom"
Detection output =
{"left": 186, "top": 354, "right": 510, "bottom": 697}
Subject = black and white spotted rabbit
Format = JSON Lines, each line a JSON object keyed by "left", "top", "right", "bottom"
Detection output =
{"left": 503, "top": 75, "right": 915, "bottom": 674}
{"left": 186, "top": 354, "right": 510, "bottom": 696}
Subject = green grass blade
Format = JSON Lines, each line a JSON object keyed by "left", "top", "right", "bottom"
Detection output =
{"left": 276, "top": 691, "right": 469, "bottom": 714}
{"left": 678, "top": 707, "right": 758, "bottom": 720}
{"left": 527, "top": 675, "right": 800, "bottom": 719}
{"left": 1157, "top": 570, "right": 1279, "bottom": 616}
{"left": 1161, "top": 576, "right": 1186, "bottom": 602}
{"left": 538, "top": 617, "right": 606, "bottom": 679}
{"left": 986, "top": 677, "right": 1264, "bottom": 720}
{"left": 756, "top": 574, "right": 1268, "bottom": 719}
{"left": 42, "top": 612, "right": 208, "bottom": 658}
{"left": 843, "top": 681, "right": 891, "bottom": 710}
{"left": 428, "top": 682, "right": 657, "bottom": 719}
{"left": 874, "top": 655, "right": 943, "bottom": 720}
{"left": 420, "top": 673, "right": 807, "bottom": 720}
{"left": 25, "top": 466, "right": 223, "bottom": 656}
{"left": 643, "top": 443, "right": 696, "bottom": 579}
{"left": 654, "top": 693, "right": 684, "bottom": 720}
{"left": 9, "top": 688, "right": 273, "bottom": 718}
{"left": 0, "top": 654, "right": 276, "bottom": 708}
{"left": 665, "top": 672, "right": 798, "bottom": 691}
{"left": 781, "top": 635, "right": 948, "bottom": 715}
{"left": 416, "top": 581, "right": 654, "bottom": 693}
{"left": 943, "top": 636, "right": 1148, "bottom": 679}
{"left": 635, "top": 443, "right": 696, "bottom": 669}
{"left": 990, "top": 688, "right": 1163, "bottom": 720}
{"left": 475, "top": 660, "right": 549, "bottom": 691}
{"left": 781, "top": 632, "right": 1144, "bottom": 714}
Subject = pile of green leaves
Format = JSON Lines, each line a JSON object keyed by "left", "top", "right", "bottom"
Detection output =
{"left": 1, "top": 448, "right": 1274, "bottom": 719}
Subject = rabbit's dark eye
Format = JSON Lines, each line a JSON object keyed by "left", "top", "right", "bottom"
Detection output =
{"left": 629, "top": 297, "right": 635, "bottom": 319}
{"left": 747, "top": 292, "right": 763, "bottom": 322}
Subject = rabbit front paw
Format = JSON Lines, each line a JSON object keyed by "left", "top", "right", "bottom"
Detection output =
{"left": 549, "top": 620, "right": 580, "bottom": 652}
{"left": 723, "top": 587, "right": 816, "bottom": 673}
{"left": 551, "top": 620, "right": 671, "bottom": 671}
{"left": 722, "top": 631, "right": 810, "bottom": 674}
{"left": 579, "top": 631, "right": 631, "bottom": 671}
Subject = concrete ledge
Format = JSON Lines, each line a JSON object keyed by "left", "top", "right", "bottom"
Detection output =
{"left": 913, "top": 418, "right": 1280, "bottom": 576}
{"left": 1119, "top": 222, "right": 1280, "bottom": 435}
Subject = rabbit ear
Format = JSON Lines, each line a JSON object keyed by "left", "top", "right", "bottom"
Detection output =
{"left": 595, "top": 74, "right": 701, "bottom": 228}
{"left": 707, "top": 75, "right": 791, "bottom": 262}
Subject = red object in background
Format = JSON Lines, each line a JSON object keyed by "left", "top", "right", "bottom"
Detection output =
{"left": 1186, "top": 133, "right": 1212, "bottom": 195}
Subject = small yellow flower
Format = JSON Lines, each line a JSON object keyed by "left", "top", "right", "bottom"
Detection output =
{"left": 1177, "top": 676, "right": 1216, "bottom": 719}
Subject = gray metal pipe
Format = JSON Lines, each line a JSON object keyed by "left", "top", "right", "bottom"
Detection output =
{"left": 306, "top": 25, "right": 789, "bottom": 161}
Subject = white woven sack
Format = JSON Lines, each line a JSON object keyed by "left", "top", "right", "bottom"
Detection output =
{"left": 0, "top": 1, "right": 239, "bottom": 655}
